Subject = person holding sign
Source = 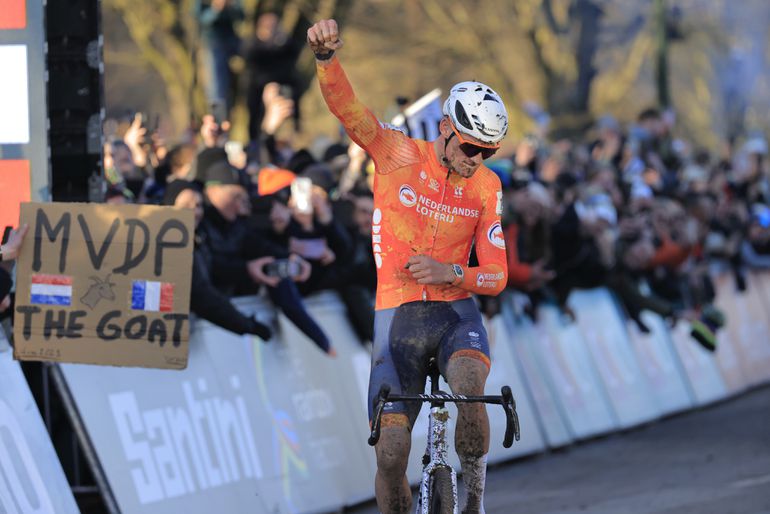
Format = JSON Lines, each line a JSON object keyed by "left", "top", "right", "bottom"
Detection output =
{"left": 0, "top": 223, "right": 29, "bottom": 263}
{"left": 309, "top": 19, "right": 509, "bottom": 513}
{"left": 0, "top": 224, "right": 29, "bottom": 313}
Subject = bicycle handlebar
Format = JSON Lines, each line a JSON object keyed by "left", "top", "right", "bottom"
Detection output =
{"left": 367, "top": 384, "right": 521, "bottom": 447}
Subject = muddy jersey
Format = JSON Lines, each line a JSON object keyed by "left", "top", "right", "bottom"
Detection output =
{"left": 318, "top": 57, "right": 508, "bottom": 310}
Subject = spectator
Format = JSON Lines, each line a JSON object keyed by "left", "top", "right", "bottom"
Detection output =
{"left": 243, "top": 11, "right": 303, "bottom": 143}
{"left": 197, "top": 0, "right": 244, "bottom": 111}
{"left": 0, "top": 223, "right": 29, "bottom": 316}
{"left": 199, "top": 160, "right": 337, "bottom": 355}
{"left": 331, "top": 191, "right": 377, "bottom": 342}
{"left": 164, "top": 179, "right": 272, "bottom": 339}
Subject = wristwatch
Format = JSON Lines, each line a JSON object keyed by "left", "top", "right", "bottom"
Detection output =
{"left": 450, "top": 264, "right": 464, "bottom": 285}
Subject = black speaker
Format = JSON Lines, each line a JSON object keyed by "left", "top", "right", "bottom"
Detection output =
{"left": 46, "top": 0, "right": 104, "bottom": 202}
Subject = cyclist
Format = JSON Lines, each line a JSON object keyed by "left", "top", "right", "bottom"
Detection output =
{"left": 308, "top": 19, "right": 508, "bottom": 514}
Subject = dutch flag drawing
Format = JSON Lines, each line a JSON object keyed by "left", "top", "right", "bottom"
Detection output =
{"left": 30, "top": 274, "right": 73, "bottom": 306}
{"left": 131, "top": 280, "right": 174, "bottom": 312}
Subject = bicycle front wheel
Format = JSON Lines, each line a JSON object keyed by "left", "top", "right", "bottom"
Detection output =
{"left": 429, "top": 466, "right": 456, "bottom": 514}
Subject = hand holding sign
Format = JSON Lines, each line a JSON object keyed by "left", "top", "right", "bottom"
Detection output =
{"left": 1, "top": 223, "right": 29, "bottom": 262}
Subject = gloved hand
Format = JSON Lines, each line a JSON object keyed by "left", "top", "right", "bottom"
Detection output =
{"left": 248, "top": 317, "right": 272, "bottom": 341}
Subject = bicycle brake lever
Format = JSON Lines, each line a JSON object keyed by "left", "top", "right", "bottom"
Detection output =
{"left": 501, "top": 386, "right": 521, "bottom": 447}
{"left": 368, "top": 384, "right": 391, "bottom": 446}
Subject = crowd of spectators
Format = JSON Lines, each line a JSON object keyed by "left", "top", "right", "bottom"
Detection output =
{"left": 91, "top": 6, "right": 770, "bottom": 355}
{"left": 99, "top": 76, "right": 770, "bottom": 356}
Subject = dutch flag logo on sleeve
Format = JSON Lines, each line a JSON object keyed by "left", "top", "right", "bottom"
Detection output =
{"left": 131, "top": 280, "right": 174, "bottom": 312}
{"left": 30, "top": 274, "right": 72, "bottom": 306}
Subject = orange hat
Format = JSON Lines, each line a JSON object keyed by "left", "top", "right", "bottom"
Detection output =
{"left": 258, "top": 168, "right": 296, "bottom": 195}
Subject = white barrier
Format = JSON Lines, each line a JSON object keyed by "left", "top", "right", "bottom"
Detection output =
{"left": 625, "top": 312, "right": 695, "bottom": 415}
{"left": 568, "top": 290, "right": 661, "bottom": 428}
{"left": 500, "top": 307, "right": 573, "bottom": 448}
{"left": 523, "top": 304, "right": 617, "bottom": 440}
{"left": 714, "top": 272, "right": 770, "bottom": 388}
{"left": 0, "top": 329, "right": 79, "bottom": 514}
{"left": 48, "top": 279, "right": 770, "bottom": 513}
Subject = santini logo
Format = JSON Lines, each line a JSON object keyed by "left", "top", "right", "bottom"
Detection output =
{"left": 109, "top": 377, "right": 263, "bottom": 504}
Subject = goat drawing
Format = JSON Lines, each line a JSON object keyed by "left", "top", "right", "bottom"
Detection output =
{"left": 80, "top": 274, "right": 116, "bottom": 310}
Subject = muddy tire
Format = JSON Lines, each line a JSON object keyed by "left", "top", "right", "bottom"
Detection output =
{"left": 429, "top": 466, "right": 456, "bottom": 514}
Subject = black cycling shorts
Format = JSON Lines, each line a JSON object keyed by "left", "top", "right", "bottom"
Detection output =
{"left": 367, "top": 298, "right": 490, "bottom": 426}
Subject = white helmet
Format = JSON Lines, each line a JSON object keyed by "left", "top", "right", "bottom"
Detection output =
{"left": 442, "top": 81, "right": 509, "bottom": 147}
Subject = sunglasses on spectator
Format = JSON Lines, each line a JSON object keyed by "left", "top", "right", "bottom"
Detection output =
{"left": 449, "top": 122, "right": 499, "bottom": 160}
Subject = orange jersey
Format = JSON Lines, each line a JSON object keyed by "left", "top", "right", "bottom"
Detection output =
{"left": 318, "top": 57, "right": 508, "bottom": 310}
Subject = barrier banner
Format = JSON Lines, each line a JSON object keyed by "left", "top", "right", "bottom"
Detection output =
{"left": 530, "top": 305, "right": 616, "bottom": 439}
{"left": 667, "top": 322, "right": 727, "bottom": 405}
{"left": 14, "top": 202, "right": 194, "bottom": 369}
{"left": 0, "top": 331, "right": 79, "bottom": 514}
{"left": 501, "top": 304, "right": 572, "bottom": 448}
{"left": 269, "top": 293, "right": 377, "bottom": 506}
{"left": 715, "top": 272, "right": 770, "bottom": 387}
{"left": 568, "top": 289, "right": 660, "bottom": 428}
{"left": 751, "top": 273, "right": 770, "bottom": 384}
{"left": 710, "top": 274, "right": 751, "bottom": 394}
{"left": 625, "top": 312, "right": 694, "bottom": 415}
{"left": 483, "top": 314, "right": 546, "bottom": 462}
{"left": 60, "top": 293, "right": 376, "bottom": 513}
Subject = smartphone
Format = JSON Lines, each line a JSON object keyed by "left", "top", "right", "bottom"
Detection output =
{"left": 291, "top": 177, "right": 313, "bottom": 215}
{"left": 210, "top": 100, "right": 227, "bottom": 124}
{"left": 279, "top": 84, "right": 293, "bottom": 99}
{"left": 264, "top": 259, "right": 302, "bottom": 279}
{"left": 225, "top": 141, "right": 244, "bottom": 161}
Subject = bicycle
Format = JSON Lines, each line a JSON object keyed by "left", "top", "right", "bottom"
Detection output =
{"left": 368, "top": 358, "right": 521, "bottom": 514}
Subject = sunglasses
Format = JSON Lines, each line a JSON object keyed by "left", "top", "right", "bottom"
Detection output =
{"left": 449, "top": 122, "right": 499, "bottom": 160}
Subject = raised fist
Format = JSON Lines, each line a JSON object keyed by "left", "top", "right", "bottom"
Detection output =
{"left": 306, "top": 19, "right": 344, "bottom": 56}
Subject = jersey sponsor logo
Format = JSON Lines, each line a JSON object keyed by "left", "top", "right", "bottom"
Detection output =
{"left": 476, "top": 272, "right": 503, "bottom": 288}
{"left": 496, "top": 191, "right": 503, "bottom": 215}
{"left": 487, "top": 221, "right": 505, "bottom": 249}
{"left": 398, "top": 185, "right": 418, "bottom": 207}
{"left": 468, "top": 331, "right": 479, "bottom": 338}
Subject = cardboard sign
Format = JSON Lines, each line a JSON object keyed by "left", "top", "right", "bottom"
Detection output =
{"left": 13, "top": 202, "right": 194, "bottom": 369}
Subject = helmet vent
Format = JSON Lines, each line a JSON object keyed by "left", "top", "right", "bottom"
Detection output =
{"left": 454, "top": 100, "right": 474, "bottom": 131}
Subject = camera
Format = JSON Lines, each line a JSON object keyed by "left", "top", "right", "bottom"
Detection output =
{"left": 264, "top": 259, "right": 302, "bottom": 279}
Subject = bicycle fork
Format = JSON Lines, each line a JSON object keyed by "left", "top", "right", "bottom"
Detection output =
{"left": 417, "top": 405, "right": 459, "bottom": 514}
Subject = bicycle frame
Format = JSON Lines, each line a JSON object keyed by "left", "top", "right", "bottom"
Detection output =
{"left": 418, "top": 402, "right": 458, "bottom": 514}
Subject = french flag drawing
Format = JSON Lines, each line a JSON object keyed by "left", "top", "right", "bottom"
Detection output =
{"left": 30, "top": 274, "right": 72, "bottom": 306}
{"left": 131, "top": 280, "right": 174, "bottom": 312}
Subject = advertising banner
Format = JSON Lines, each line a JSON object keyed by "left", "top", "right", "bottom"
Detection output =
{"left": 714, "top": 272, "right": 770, "bottom": 387}
{"left": 625, "top": 312, "right": 694, "bottom": 415}
{"left": 60, "top": 293, "right": 376, "bottom": 513}
{"left": 0, "top": 330, "right": 79, "bottom": 514}
{"left": 530, "top": 305, "right": 617, "bottom": 439}
{"left": 568, "top": 289, "right": 660, "bottom": 428}
{"left": 14, "top": 202, "right": 194, "bottom": 369}
{"left": 501, "top": 304, "right": 572, "bottom": 448}
{"left": 668, "top": 322, "right": 727, "bottom": 405}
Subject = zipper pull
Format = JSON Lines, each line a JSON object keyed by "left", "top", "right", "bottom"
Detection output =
{"left": 422, "top": 289, "right": 427, "bottom": 302}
